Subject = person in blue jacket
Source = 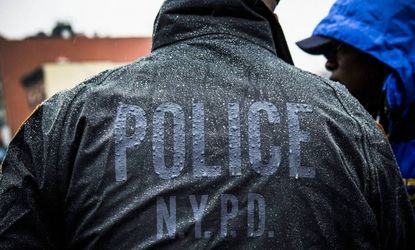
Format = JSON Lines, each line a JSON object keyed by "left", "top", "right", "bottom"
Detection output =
{"left": 297, "top": 0, "right": 415, "bottom": 206}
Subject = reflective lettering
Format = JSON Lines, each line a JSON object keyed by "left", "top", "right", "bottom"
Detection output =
{"left": 157, "top": 196, "right": 177, "bottom": 239}
{"left": 287, "top": 103, "right": 315, "bottom": 178}
{"left": 247, "top": 193, "right": 266, "bottom": 237}
{"left": 189, "top": 195, "right": 209, "bottom": 239}
{"left": 153, "top": 103, "right": 185, "bottom": 180}
{"left": 220, "top": 194, "right": 238, "bottom": 238}
{"left": 248, "top": 102, "right": 281, "bottom": 176}
{"left": 192, "top": 103, "right": 221, "bottom": 177}
{"left": 228, "top": 103, "right": 241, "bottom": 176}
{"left": 114, "top": 104, "right": 147, "bottom": 182}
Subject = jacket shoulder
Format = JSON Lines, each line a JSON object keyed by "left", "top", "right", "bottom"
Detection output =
{"left": 290, "top": 65, "right": 385, "bottom": 141}
{"left": 316, "top": 75, "right": 386, "bottom": 143}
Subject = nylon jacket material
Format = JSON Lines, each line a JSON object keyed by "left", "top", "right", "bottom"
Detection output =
{"left": 1, "top": 0, "right": 414, "bottom": 249}
{"left": 311, "top": 0, "right": 415, "bottom": 200}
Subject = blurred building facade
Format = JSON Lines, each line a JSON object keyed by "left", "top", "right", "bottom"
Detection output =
{"left": 0, "top": 33, "right": 151, "bottom": 143}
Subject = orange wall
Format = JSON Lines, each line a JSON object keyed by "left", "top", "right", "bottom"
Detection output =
{"left": 0, "top": 37, "right": 152, "bottom": 134}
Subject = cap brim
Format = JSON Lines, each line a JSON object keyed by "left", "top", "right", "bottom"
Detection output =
{"left": 296, "top": 36, "right": 332, "bottom": 55}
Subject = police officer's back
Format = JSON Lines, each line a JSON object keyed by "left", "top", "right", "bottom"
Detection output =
{"left": 0, "top": 0, "right": 414, "bottom": 249}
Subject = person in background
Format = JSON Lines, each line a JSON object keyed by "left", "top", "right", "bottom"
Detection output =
{"left": 297, "top": 0, "right": 415, "bottom": 207}
{"left": 1, "top": 0, "right": 414, "bottom": 249}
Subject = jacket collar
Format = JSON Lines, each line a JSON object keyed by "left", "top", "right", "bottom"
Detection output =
{"left": 151, "top": 0, "right": 293, "bottom": 65}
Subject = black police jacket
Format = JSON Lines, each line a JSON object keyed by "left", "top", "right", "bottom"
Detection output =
{"left": 1, "top": 0, "right": 414, "bottom": 249}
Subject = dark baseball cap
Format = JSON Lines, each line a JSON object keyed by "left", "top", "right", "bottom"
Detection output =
{"left": 296, "top": 35, "right": 333, "bottom": 55}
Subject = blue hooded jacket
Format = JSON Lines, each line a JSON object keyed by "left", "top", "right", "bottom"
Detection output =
{"left": 312, "top": 0, "right": 415, "bottom": 200}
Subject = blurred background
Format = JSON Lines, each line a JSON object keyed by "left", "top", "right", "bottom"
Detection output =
{"left": 0, "top": 0, "right": 335, "bottom": 158}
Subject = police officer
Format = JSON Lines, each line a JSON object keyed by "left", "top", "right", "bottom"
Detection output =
{"left": 1, "top": 0, "right": 414, "bottom": 249}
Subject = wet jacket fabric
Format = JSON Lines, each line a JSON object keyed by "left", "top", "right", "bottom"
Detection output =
{"left": 1, "top": 0, "right": 414, "bottom": 249}
{"left": 311, "top": 0, "right": 415, "bottom": 204}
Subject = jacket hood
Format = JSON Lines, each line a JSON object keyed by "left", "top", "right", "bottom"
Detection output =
{"left": 151, "top": 0, "right": 293, "bottom": 65}
{"left": 312, "top": 0, "right": 415, "bottom": 129}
